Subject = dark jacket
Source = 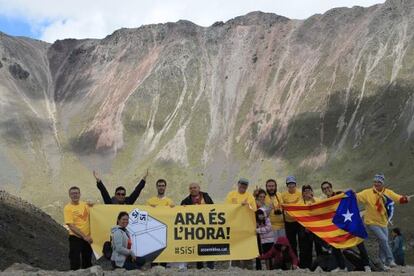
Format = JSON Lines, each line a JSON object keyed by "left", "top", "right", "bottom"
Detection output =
{"left": 180, "top": 192, "right": 214, "bottom": 205}
{"left": 97, "top": 179, "right": 145, "bottom": 204}
{"left": 391, "top": 235, "right": 405, "bottom": 265}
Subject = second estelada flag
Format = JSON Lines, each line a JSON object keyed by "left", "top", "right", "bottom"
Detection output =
{"left": 283, "top": 190, "right": 368, "bottom": 249}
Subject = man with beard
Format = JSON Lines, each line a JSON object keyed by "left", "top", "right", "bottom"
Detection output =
{"left": 264, "top": 179, "right": 286, "bottom": 240}
{"left": 146, "top": 179, "right": 174, "bottom": 268}
{"left": 146, "top": 179, "right": 174, "bottom": 207}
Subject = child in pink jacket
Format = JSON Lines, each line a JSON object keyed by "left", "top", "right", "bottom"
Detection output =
{"left": 256, "top": 208, "right": 274, "bottom": 270}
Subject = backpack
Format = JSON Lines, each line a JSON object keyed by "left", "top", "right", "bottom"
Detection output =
{"left": 102, "top": 236, "right": 112, "bottom": 260}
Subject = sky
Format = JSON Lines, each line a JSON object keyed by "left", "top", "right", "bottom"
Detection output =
{"left": 0, "top": 0, "right": 385, "bottom": 43}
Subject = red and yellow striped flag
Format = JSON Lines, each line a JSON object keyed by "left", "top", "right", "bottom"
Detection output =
{"left": 283, "top": 192, "right": 365, "bottom": 249}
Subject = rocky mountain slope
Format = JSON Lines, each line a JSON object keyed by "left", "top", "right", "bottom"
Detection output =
{"left": 0, "top": 0, "right": 413, "bottom": 226}
{"left": 0, "top": 191, "right": 69, "bottom": 270}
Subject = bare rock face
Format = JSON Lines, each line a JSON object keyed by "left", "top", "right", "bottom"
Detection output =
{"left": 0, "top": 0, "right": 414, "bottom": 230}
{"left": 8, "top": 63, "right": 30, "bottom": 80}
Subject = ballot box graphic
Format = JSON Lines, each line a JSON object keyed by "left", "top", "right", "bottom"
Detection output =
{"left": 127, "top": 208, "right": 167, "bottom": 259}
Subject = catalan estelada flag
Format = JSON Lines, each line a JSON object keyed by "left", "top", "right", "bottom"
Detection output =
{"left": 283, "top": 190, "right": 368, "bottom": 249}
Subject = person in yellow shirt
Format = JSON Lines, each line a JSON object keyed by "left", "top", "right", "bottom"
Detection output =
{"left": 225, "top": 178, "right": 256, "bottom": 269}
{"left": 63, "top": 186, "right": 93, "bottom": 270}
{"left": 225, "top": 178, "right": 257, "bottom": 211}
{"left": 146, "top": 179, "right": 174, "bottom": 268}
{"left": 357, "top": 174, "right": 410, "bottom": 269}
{"left": 281, "top": 176, "right": 301, "bottom": 256}
{"left": 146, "top": 179, "right": 175, "bottom": 207}
{"left": 264, "top": 179, "right": 285, "bottom": 240}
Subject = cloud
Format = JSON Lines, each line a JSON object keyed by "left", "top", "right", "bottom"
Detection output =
{"left": 0, "top": 0, "right": 385, "bottom": 42}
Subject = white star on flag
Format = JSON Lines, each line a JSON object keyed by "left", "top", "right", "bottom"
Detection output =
{"left": 342, "top": 209, "right": 353, "bottom": 222}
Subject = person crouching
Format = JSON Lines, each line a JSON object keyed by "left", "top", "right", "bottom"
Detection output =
{"left": 259, "top": 236, "right": 298, "bottom": 270}
{"left": 111, "top": 212, "right": 140, "bottom": 270}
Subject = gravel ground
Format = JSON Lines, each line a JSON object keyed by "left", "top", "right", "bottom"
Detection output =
{"left": 2, "top": 263, "right": 414, "bottom": 276}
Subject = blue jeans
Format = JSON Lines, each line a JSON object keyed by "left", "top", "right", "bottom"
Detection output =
{"left": 367, "top": 225, "right": 394, "bottom": 265}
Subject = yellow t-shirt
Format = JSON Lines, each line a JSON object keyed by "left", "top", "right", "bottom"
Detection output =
{"left": 281, "top": 190, "right": 302, "bottom": 222}
{"left": 357, "top": 188, "right": 402, "bottom": 227}
{"left": 299, "top": 197, "right": 321, "bottom": 205}
{"left": 146, "top": 196, "right": 174, "bottom": 206}
{"left": 225, "top": 190, "right": 257, "bottom": 211}
{"left": 63, "top": 201, "right": 90, "bottom": 236}
{"left": 265, "top": 193, "right": 284, "bottom": 230}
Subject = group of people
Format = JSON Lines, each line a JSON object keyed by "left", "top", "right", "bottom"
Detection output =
{"left": 252, "top": 176, "right": 409, "bottom": 271}
{"left": 63, "top": 171, "right": 410, "bottom": 271}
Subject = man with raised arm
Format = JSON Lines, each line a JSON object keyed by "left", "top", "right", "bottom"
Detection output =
{"left": 357, "top": 174, "right": 410, "bottom": 269}
{"left": 93, "top": 169, "right": 148, "bottom": 204}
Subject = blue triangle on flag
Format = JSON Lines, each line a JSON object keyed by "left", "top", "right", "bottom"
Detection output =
{"left": 384, "top": 194, "right": 395, "bottom": 223}
{"left": 332, "top": 190, "right": 368, "bottom": 239}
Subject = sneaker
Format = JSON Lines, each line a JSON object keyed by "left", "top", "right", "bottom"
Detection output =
{"left": 364, "top": 266, "right": 371, "bottom": 272}
{"left": 314, "top": 266, "right": 323, "bottom": 273}
{"left": 389, "top": 261, "right": 397, "bottom": 268}
{"left": 383, "top": 265, "right": 391, "bottom": 271}
{"left": 331, "top": 267, "right": 347, "bottom": 272}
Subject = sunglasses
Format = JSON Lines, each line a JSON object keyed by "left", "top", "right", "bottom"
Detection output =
{"left": 116, "top": 192, "right": 126, "bottom": 196}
